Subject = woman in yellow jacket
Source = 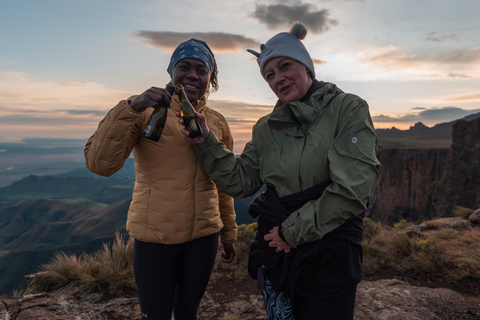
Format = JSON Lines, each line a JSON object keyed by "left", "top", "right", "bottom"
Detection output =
{"left": 84, "top": 38, "right": 237, "bottom": 320}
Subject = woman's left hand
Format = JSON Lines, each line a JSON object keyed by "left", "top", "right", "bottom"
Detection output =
{"left": 264, "top": 226, "right": 291, "bottom": 253}
{"left": 221, "top": 242, "right": 236, "bottom": 263}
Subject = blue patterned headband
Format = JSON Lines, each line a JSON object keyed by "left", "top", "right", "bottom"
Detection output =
{"left": 167, "top": 38, "right": 215, "bottom": 76}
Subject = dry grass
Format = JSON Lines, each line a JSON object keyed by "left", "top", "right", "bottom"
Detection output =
{"left": 211, "top": 223, "right": 257, "bottom": 283}
{"left": 452, "top": 205, "right": 474, "bottom": 219}
{"left": 362, "top": 220, "right": 480, "bottom": 294}
{"left": 28, "top": 218, "right": 480, "bottom": 298}
{"left": 37, "top": 231, "right": 135, "bottom": 297}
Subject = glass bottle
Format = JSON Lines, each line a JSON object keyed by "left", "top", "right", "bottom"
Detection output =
{"left": 144, "top": 84, "right": 175, "bottom": 141}
{"left": 175, "top": 84, "right": 203, "bottom": 137}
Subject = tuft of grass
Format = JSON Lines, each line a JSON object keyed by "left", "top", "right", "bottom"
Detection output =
{"left": 422, "top": 221, "right": 440, "bottom": 230}
{"left": 452, "top": 206, "right": 474, "bottom": 219}
{"left": 37, "top": 231, "right": 135, "bottom": 297}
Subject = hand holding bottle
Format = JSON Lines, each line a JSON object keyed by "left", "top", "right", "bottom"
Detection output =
{"left": 130, "top": 86, "right": 174, "bottom": 113}
{"left": 139, "top": 84, "right": 175, "bottom": 142}
{"left": 177, "top": 111, "right": 210, "bottom": 144}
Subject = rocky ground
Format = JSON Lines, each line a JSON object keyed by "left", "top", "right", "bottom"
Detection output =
{"left": 1, "top": 274, "right": 479, "bottom": 320}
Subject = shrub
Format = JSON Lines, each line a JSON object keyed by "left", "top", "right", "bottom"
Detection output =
{"left": 393, "top": 219, "right": 414, "bottom": 230}
{"left": 363, "top": 218, "right": 381, "bottom": 241}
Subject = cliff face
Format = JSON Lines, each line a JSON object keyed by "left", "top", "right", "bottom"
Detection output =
{"left": 449, "top": 116, "right": 480, "bottom": 208}
{"left": 370, "top": 116, "right": 480, "bottom": 224}
{"left": 370, "top": 148, "right": 450, "bottom": 224}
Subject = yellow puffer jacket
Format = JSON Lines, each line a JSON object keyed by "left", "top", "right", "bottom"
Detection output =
{"left": 84, "top": 95, "right": 237, "bottom": 245}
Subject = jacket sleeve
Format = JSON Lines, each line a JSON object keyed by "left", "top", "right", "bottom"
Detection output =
{"left": 84, "top": 98, "right": 143, "bottom": 177}
{"left": 215, "top": 116, "right": 238, "bottom": 243}
{"left": 281, "top": 96, "right": 380, "bottom": 248}
{"left": 193, "top": 122, "right": 264, "bottom": 199}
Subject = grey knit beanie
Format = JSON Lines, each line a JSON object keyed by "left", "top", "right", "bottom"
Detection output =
{"left": 247, "top": 22, "right": 315, "bottom": 79}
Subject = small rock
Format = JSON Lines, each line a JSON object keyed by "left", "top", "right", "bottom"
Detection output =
{"left": 469, "top": 209, "right": 480, "bottom": 225}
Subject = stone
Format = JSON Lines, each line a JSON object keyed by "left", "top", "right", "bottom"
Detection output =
{"left": 470, "top": 209, "right": 480, "bottom": 225}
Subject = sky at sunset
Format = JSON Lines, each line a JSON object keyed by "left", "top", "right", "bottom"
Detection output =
{"left": 1, "top": 0, "right": 479, "bottom": 153}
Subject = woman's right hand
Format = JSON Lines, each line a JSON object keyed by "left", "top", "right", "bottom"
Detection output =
{"left": 130, "top": 86, "right": 173, "bottom": 113}
{"left": 177, "top": 111, "right": 210, "bottom": 144}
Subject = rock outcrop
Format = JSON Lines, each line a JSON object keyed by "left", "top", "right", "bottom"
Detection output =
{"left": 370, "top": 116, "right": 480, "bottom": 224}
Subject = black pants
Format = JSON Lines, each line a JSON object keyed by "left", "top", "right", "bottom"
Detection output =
{"left": 133, "top": 233, "right": 219, "bottom": 320}
{"left": 292, "top": 239, "right": 363, "bottom": 320}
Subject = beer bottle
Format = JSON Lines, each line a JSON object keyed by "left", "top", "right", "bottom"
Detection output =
{"left": 144, "top": 84, "right": 175, "bottom": 142}
{"left": 175, "top": 84, "right": 203, "bottom": 138}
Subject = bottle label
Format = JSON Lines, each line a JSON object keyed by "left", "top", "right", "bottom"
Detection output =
{"left": 189, "top": 119, "right": 198, "bottom": 131}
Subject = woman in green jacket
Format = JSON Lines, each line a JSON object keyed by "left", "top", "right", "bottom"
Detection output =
{"left": 180, "top": 23, "right": 380, "bottom": 320}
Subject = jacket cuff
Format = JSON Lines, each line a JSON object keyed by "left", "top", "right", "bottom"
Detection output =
{"left": 204, "top": 129, "right": 218, "bottom": 145}
{"left": 278, "top": 226, "right": 287, "bottom": 243}
{"left": 125, "top": 96, "right": 142, "bottom": 114}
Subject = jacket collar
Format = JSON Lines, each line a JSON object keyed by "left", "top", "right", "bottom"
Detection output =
{"left": 267, "top": 82, "right": 343, "bottom": 136}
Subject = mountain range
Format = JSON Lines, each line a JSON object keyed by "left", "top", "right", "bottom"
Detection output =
{"left": 375, "top": 111, "right": 480, "bottom": 148}
{"left": 0, "top": 160, "right": 259, "bottom": 295}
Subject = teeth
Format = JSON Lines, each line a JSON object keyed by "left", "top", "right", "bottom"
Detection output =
{"left": 184, "top": 84, "right": 197, "bottom": 89}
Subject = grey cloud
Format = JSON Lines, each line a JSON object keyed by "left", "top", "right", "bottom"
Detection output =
{"left": 224, "top": 117, "right": 257, "bottom": 124}
{"left": 250, "top": 3, "right": 338, "bottom": 33}
{"left": 447, "top": 73, "right": 471, "bottom": 78}
{"left": 0, "top": 107, "right": 107, "bottom": 117}
{"left": 360, "top": 46, "right": 480, "bottom": 74}
{"left": 424, "top": 32, "right": 459, "bottom": 42}
{"left": 9, "top": 138, "right": 88, "bottom": 149}
{"left": 435, "top": 47, "right": 480, "bottom": 64}
{"left": 0, "top": 114, "right": 64, "bottom": 126}
{"left": 64, "top": 109, "right": 108, "bottom": 116}
{"left": 373, "top": 107, "right": 480, "bottom": 124}
{"left": 372, "top": 114, "right": 417, "bottom": 124}
{"left": 417, "top": 107, "right": 479, "bottom": 121}
{"left": 133, "top": 31, "right": 258, "bottom": 52}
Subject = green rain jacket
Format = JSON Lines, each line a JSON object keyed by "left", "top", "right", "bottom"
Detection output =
{"left": 194, "top": 82, "right": 380, "bottom": 248}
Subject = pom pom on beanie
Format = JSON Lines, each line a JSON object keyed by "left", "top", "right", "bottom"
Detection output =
{"left": 247, "top": 21, "right": 315, "bottom": 79}
{"left": 290, "top": 21, "right": 307, "bottom": 40}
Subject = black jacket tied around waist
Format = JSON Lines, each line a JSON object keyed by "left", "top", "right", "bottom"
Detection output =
{"left": 247, "top": 181, "right": 363, "bottom": 298}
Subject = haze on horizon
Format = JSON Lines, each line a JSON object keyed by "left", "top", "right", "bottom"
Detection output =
{"left": 1, "top": 0, "right": 479, "bottom": 153}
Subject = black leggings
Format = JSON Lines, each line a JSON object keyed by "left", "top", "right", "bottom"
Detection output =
{"left": 133, "top": 233, "right": 219, "bottom": 320}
